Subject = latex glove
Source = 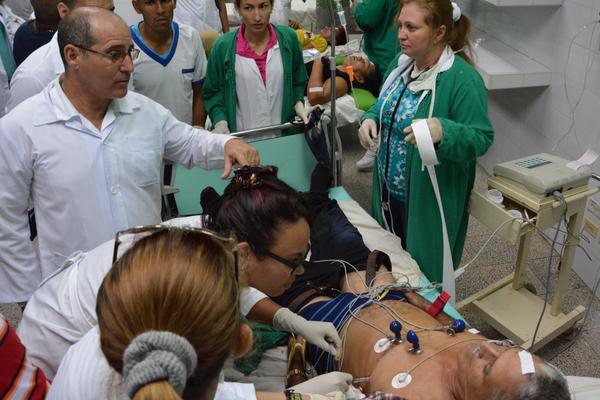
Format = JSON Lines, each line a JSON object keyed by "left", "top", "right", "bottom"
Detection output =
{"left": 272, "top": 308, "right": 341, "bottom": 357}
{"left": 295, "top": 101, "right": 309, "bottom": 124}
{"left": 221, "top": 139, "right": 260, "bottom": 179}
{"left": 307, "top": 392, "right": 346, "bottom": 400}
{"left": 358, "top": 119, "right": 378, "bottom": 150}
{"left": 403, "top": 118, "right": 443, "bottom": 145}
{"left": 291, "top": 372, "right": 353, "bottom": 394}
{"left": 212, "top": 120, "right": 230, "bottom": 134}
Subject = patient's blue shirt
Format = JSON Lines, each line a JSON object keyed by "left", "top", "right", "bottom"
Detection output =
{"left": 299, "top": 291, "right": 406, "bottom": 374}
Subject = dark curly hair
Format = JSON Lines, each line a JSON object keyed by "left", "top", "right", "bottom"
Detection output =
{"left": 202, "top": 166, "right": 311, "bottom": 258}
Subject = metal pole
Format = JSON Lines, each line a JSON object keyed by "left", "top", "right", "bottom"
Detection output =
{"left": 326, "top": 0, "right": 339, "bottom": 186}
{"left": 230, "top": 120, "right": 304, "bottom": 138}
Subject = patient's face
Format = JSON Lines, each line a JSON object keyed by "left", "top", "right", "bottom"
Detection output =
{"left": 343, "top": 55, "right": 375, "bottom": 83}
{"left": 319, "top": 27, "right": 332, "bottom": 41}
{"left": 247, "top": 218, "right": 310, "bottom": 297}
{"left": 459, "top": 341, "right": 539, "bottom": 399}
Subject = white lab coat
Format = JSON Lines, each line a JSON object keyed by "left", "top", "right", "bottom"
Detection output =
{"left": 234, "top": 45, "right": 284, "bottom": 136}
{"left": 0, "top": 3, "right": 22, "bottom": 116}
{"left": 174, "top": 0, "right": 222, "bottom": 33}
{"left": 48, "top": 327, "right": 258, "bottom": 400}
{"left": 269, "top": 0, "right": 292, "bottom": 26}
{"left": 18, "top": 216, "right": 267, "bottom": 379}
{"left": 0, "top": 79, "right": 233, "bottom": 303}
{"left": 6, "top": 33, "right": 63, "bottom": 111}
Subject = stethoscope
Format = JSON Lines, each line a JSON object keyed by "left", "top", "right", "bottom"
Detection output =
{"left": 379, "top": 64, "right": 423, "bottom": 216}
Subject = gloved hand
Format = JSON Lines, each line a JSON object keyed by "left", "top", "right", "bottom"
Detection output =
{"left": 272, "top": 308, "right": 341, "bottom": 357}
{"left": 212, "top": 120, "right": 230, "bottom": 134}
{"left": 403, "top": 118, "right": 443, "bottom": 145}
{"left": 295, "top": 101, "right": 309, "bottom": 124}
{"left": 358, "top": 119, "right": 378, "bottom": 150}
{"left": 306, "top": 391, "right": 346, "bottom": 400}
{"left": 291, "top": 372, "right": 353, "bottom": 394}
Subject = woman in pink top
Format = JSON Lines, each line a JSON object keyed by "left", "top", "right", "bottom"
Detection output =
{"left": 203, "top": 0, "right": 308, "bottom": 134}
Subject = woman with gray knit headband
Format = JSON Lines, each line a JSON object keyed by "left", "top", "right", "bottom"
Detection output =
{"left": 49, "top": 228, "right": 246, "bottom": 400}
{"left": 46, "top": 228, "right": 349, "bottom": 400}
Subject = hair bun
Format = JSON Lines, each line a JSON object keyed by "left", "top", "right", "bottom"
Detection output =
{"left": 228, "top": 166, "right": 279, "bottom": 193}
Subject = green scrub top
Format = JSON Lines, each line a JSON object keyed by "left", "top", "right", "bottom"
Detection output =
{"left": 0, "top": 23, "right": 15, "bottom": 80}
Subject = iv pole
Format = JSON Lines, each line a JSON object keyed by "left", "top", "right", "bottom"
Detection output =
{"left": 326, "top": 0, "right": 339, "bottom": 186}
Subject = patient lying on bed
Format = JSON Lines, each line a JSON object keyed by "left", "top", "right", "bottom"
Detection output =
{"left": 289, "top": 19, "right": 347, "bottom": 53}
{"left": 294, "top": 269, "right": 571, "bottom": 400}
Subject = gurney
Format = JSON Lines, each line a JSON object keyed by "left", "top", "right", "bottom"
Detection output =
{"left": 174, "top": 130, "right": 600, "bottom": 398}
{"left": 172, "top": 124, "right": 467, "bottom": 391}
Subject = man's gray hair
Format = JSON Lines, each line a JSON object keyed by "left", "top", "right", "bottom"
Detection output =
{"left": 492, "top": 361, "right": 571, "bottom": 400}
{"left": 57, "top": 8, "right": 94, "bottom": 68}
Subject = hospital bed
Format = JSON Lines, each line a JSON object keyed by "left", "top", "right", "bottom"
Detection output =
{"left": 174, "top": 130, "right": 600, "bottom": 398}
{"left": 173, "top": 127, "right": 461, "bottom": 386}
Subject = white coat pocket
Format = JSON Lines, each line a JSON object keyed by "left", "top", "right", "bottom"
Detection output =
{"left": 125, "top": 137, "right": 162, "bottom": 187}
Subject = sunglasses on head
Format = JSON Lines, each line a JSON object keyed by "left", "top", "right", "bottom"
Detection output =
{"left": 112, "top": 225, "right": 239, "bottom": 283}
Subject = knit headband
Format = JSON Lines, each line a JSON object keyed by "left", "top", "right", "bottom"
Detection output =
{"left": 123, "top": 331, "right": 197, "bottom": 398}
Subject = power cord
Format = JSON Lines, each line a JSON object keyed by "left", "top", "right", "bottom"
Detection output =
{"left": 454, "top": 216, "right": 522, "bottom": 278}
{"left": 552, "top": 17, "right": 600, "bottom": 153}
{"left": 529, "top": 190, "right": 568, "bottom": 351}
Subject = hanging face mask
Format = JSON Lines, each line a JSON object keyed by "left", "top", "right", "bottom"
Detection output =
{"left": 405, "top": 46, "right": 454, "bottom": 94}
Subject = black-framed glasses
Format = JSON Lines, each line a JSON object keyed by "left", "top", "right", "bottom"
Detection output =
{"left": 73, "top": 44, "right": 140, "bottom": 63}
{"left": 265, "top": 243, "right": 310, "bottom": 275}
{"left": 112, "top": 225, "right": 239, "bottom": 283}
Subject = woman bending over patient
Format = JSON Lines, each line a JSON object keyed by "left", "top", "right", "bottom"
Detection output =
{"left": 203, "top": 165, "right": 416, "bottom": 358}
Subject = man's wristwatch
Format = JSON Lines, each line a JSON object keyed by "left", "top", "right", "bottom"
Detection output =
{"left": 284, "top": 388, "right": 303, "bottom": 400}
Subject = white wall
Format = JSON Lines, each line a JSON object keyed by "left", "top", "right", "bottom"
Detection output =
{"left": 114, "top": 0, "right": 139, "bottom": 26}
{"left": 459, "top": 0, "right": 600, "bottom": 169}
{"left": 458, "top": 0, "right": 600, "bottom": 296}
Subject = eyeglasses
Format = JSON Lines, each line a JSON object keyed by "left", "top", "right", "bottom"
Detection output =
{"left": 265, "top": 243, "right": 310, "bottom": 275}
{"left": 112, "top": 225, "right": 239, "bottom": 283}
{"left": 73, "top": 44, "right": 140, "bottom": 64}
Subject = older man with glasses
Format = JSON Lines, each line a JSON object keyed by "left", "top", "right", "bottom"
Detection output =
{"left": 0, "top": 6, "right": 259, "bottom": 304}
{"left": 6, "top": 0, "right": 117, "bottom": 111}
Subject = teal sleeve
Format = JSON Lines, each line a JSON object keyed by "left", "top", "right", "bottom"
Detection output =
{"left": 203, "top": 37, "right": 228, "bottom": 126}
{"left": 437, "top": 74, "right": 494, "bottom": 163}
{"left": 354, "top": 0, "right": 386, "bottom": 31}
{"left": 360, "top": 91, "right": 384, "bottom": 124}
